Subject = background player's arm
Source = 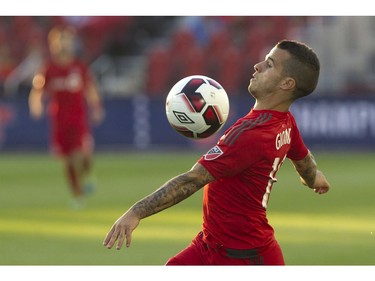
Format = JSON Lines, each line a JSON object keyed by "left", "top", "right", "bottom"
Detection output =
{"left": 28, "top": 73, "right": 46, "bottom": 120}
{"left": 103, "top": 162, "right": 214, "bottom": 250}
{"left": 291, "top": 150, "right": 330, "bottom": 194}
{"left": 85, "top": 79, "right": 105, "bottom": 126}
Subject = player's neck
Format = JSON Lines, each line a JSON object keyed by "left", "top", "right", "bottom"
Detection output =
{"left": 53, "top": 53, "right": 74, "bottom": 65}
{"left": 253, "top": 99, "right": 291, "bottom": 112}
{"left": 250, "top": 89, "right": 294, "bottom": 112}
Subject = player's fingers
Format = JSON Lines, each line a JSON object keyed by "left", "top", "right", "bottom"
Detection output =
{"left": 314, "top": 188, "right": 322, "bottom": 194}
{"left": 321, "top": 187, "right": 329, "bottom": 194}
{"left": 315, "top": 186, "right": 328, "bottom": 194}
{"left": 103, "top": 227, "right": 116, "bottom": 247}
{"left": 125, "top": 227, "right": 133, "bottom": 248}
{"left": 105, "top": 226, "right": 121, "bottom": 249}
{"left": 116, "top": 228, "right": 127, "bottom": 250}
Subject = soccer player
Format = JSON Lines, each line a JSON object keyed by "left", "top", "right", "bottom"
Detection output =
{"left": 103, "top": 39, "right": 331, "bottom": 265}
{"left": 29, "top": 25, "right": 104, "bottom": 209}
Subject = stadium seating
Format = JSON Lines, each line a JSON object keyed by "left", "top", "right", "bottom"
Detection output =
{"left": 2, "top": 16, "right": 375, "bottom": 98}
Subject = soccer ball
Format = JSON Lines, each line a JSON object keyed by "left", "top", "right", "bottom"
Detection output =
{"left": 165, "top": 75, "right": 230, "bottom": 139}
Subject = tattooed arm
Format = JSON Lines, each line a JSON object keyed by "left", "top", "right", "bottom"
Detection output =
{"left": 103, "top": 162, "right": 214, "bottom": 250}
{"left": 291, "top": 150, "right": 330, "bottom": 195}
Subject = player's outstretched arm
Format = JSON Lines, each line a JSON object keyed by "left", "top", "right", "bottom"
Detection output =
{"left": 103, "top": 162, "right": 214, "bottom": 250}
{"left": 291, "top": 150, "right": 330, "bottom": 195}
{"left": 86, "top": 80, "right": 105, "bottom": 126}
{"left": 28, "top": 73, "right": 46, "bottom": 120}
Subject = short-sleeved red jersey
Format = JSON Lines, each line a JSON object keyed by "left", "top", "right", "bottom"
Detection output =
{"left": 198, "top": 109, "right": 308, "bottom": 251}
{"left": 42, "top": 59, "right": 93, "bottom": 155}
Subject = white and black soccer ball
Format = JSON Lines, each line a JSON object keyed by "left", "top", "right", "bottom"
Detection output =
{"left": 165, "top": 75, "right": 230, "bottom": 139}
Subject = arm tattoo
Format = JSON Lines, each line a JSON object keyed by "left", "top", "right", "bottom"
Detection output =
{"left": 292, "top": 151, "right": 317, "bottom": 188}
{"left": 131, "top": 163, "right": 214, "bottom": 219}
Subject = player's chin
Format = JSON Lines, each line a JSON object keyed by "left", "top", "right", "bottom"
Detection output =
{"left": 248, "top": 79, "right": 258, "bottom": 94}
{"left": 248, "top": 83, "right": 253, "bottom": 95}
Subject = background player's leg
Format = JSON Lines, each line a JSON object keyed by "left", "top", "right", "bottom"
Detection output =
{"left": 65, "top": 152, "right": 86, "bottom": 209}
{"left": 82, "top": 152, "right": 96, "bottom": 195}
{"left": 81, "top": 134, "right": 97, "bottom": 195}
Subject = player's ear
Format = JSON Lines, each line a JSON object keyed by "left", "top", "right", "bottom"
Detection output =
{"left": 280, "top": 77, "right": 296, "bottom": 91}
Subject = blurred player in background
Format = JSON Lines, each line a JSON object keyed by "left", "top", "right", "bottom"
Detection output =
{"left": 103, "top": 39, "right": 331, "bottom": 265}
{"left": 29, "top": 25, "right": 104, "bottom": 209}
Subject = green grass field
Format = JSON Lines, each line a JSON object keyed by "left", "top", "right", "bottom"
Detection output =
{"left": 0, "top": 150, "right": 374, "bottom": 265}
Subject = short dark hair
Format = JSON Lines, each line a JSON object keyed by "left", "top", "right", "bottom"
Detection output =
{"left": 277, "top": 40, "right": 320, "bottom": 99}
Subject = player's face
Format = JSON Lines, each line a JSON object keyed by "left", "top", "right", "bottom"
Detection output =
{"left": 248, "top": 46, "right": 289, "bottom": 98}
{"left": 49, "top": 30, "right": 75, "bottom": 57}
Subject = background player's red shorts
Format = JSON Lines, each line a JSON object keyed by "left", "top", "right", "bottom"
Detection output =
{"left": 166, "top": 232, "right": 285, "bottom": 265}
{"left": 51, "top": 123, "right": 93, "bottom": 156}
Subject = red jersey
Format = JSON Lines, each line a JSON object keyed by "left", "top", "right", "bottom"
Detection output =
{"left": 42, "top": 59, "right": 94, "bottom": 155}
{"left": 43, "top": 59, "right": 91, "bottom": 128}
{"left": 198, "top": 109, "right": 308, "bottom": 251}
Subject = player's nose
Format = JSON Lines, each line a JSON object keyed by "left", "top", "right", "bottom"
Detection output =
{"left": 254, "top": 62, "right": 261, "bottom": 73}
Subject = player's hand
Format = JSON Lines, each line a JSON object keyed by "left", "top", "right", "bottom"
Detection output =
{"left": 91, "top": 107, "right": 105, "bottom": 126}
{"left": 103, "top": 210, "right": 140, "bottom": 250}
{"left": 310, "top": 170, "right": 330, "bottom": 194}
{"left": 29, "top": 104, "right": 44, "bottom": 120}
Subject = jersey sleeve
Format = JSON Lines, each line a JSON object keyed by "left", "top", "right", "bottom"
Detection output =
{"left": 286, "top": 117, "right": 309, "bottom": 161}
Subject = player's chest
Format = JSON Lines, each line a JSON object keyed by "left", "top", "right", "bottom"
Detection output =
{"left": 47, "top": 67, "right": 85, "bottom": 93}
